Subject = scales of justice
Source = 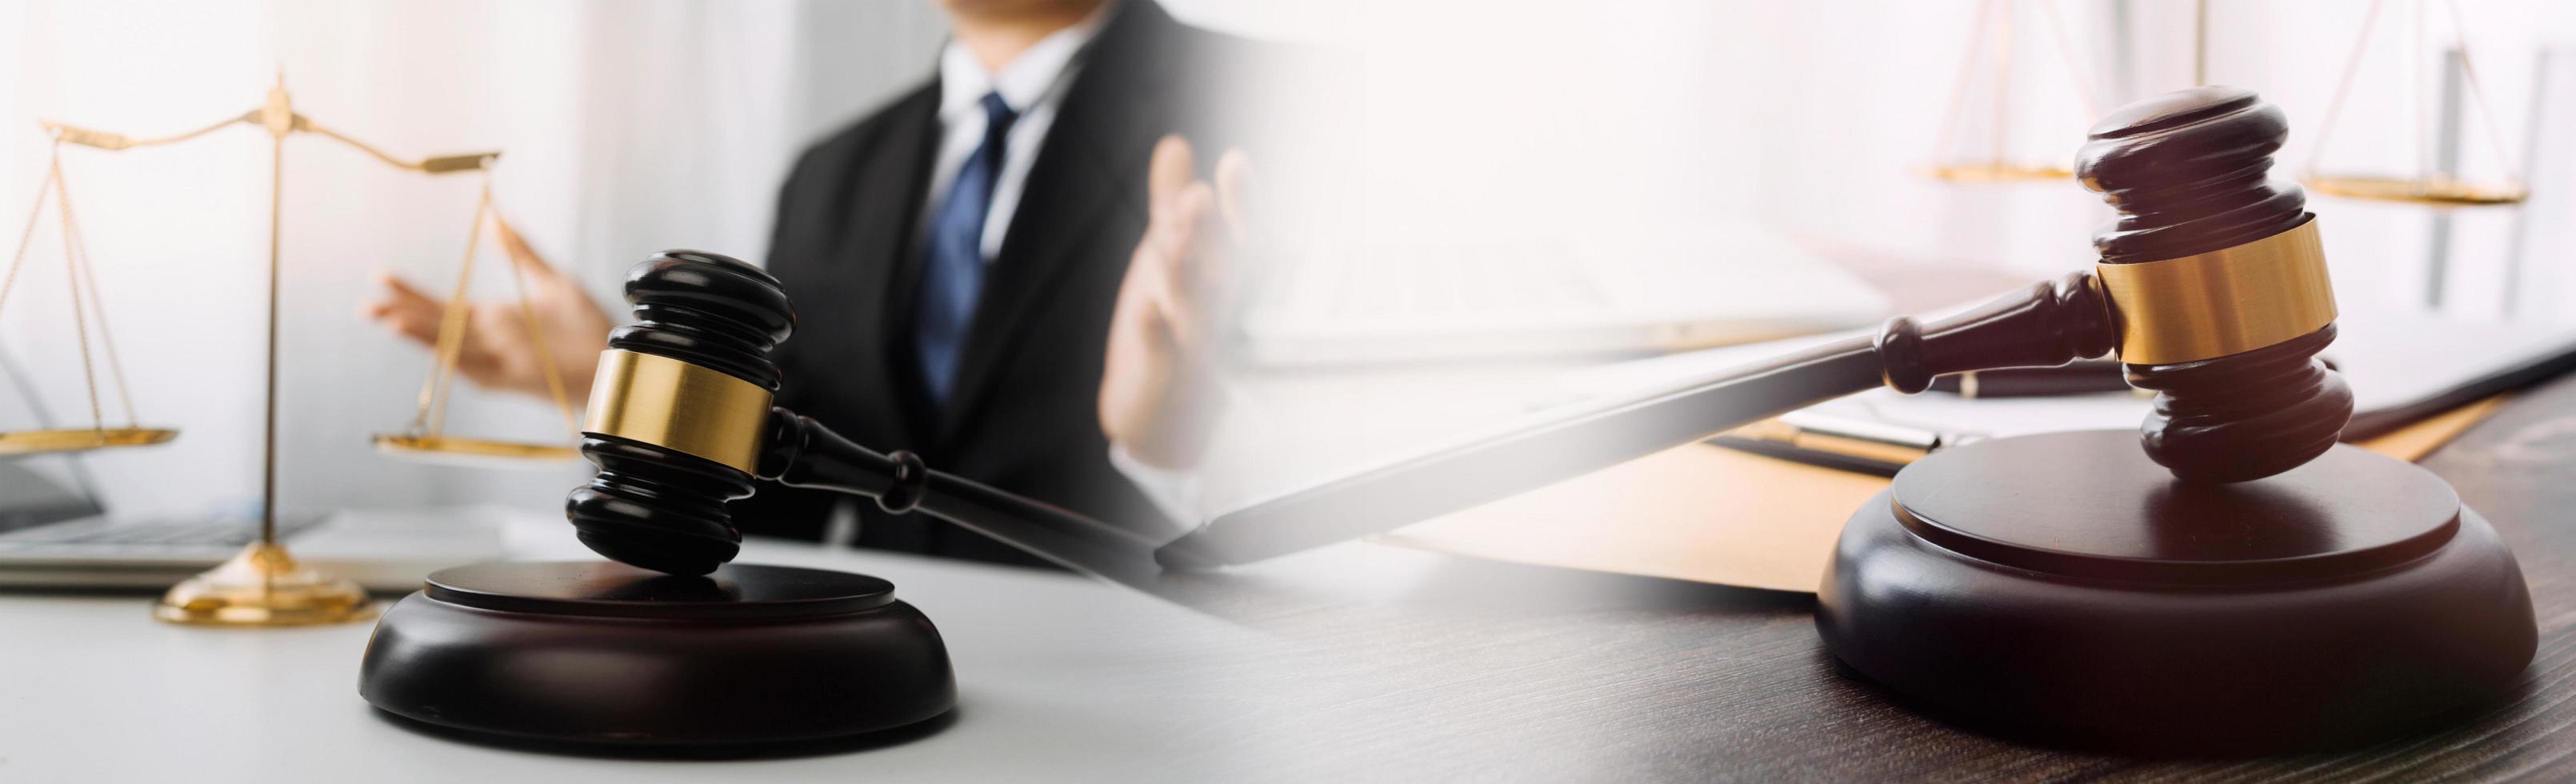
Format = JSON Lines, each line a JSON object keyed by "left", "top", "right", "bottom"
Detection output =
{"left": 3, "top": 74, "right": 579, "bottom": 626}
{"left": 1928, "top": 0, "right": 2527, "bottom": 207}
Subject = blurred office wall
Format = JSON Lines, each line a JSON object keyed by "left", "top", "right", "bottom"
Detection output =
{"left": 0, "top": 0, "right": 946, "bottom": 517}
{"left": 6, "top": 0, "right": 2576, "bottom": 518}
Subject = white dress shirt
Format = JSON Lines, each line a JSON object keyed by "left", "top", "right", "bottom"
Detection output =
{"left": 920, "top": 4, "right": 1210, "bottom": 531}
{"left": 921, "top": 5, "right": 1113, "bottom": 262}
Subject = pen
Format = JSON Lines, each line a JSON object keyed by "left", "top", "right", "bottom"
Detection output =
{"left": 1722, "top": 358, "right": 2345, "bottom": 474}
{"left": 1927, "top": 358, "right": 2130, "bottom": 398}
{"left": 1709, "top": 410, "right": 1961, "bottom": 476}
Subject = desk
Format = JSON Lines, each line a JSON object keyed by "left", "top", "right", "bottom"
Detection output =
{"left": 1151, "top": 369, "right": 2576, "bottom": 780}
{"left": 0, "top": 532, "right": 1298, "bottom": 781}
{"left": 5, "top": 378, "right": 2572, "bottom": 781}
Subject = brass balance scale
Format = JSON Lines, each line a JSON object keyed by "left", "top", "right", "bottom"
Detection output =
{"left": 1926, "top": 0, "right": 2526, "bottom": 208}
{"left": 2302, "top": 0, "right": 2527, "bottom": 206}
{"left": 6, "top": 74, "right": 578, "bottom": 626}
{"left": 1922, "top": 0, "right": 2104, "bottom": 182}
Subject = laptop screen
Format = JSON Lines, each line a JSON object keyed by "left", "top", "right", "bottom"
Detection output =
{"left": 0, "top": 462, "right": 102, "bottom": 534}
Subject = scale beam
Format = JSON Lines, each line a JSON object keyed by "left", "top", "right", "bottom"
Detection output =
{"left": 42, "top": 115, "right": 498, "bottom": 174}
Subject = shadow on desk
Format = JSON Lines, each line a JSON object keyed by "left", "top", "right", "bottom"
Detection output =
{"left": 369, "top": 705, "right": 960, "bottom": 761}
{"left": 1155, "top": 542, "right": 1814, "bottom": 628}
{"left": 1390, "top": 554, "right": 1814, "bottom": 614}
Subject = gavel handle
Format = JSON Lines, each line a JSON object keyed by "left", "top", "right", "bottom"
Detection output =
{"left": 1153, "top": 272, "right": 2118, "bottom": 569}
{"left": 754, "top": 409, "right": 1167, "bottom": 586}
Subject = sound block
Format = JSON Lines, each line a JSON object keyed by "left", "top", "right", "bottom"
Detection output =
{"left": 1817, "top": 430, "right": 2535, "bottom": 754}
{"left": 358, "top": 561, "right": 955, "bottom": 748}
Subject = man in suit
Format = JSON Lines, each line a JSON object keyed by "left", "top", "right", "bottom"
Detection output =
{"left": 368, "top": 0, "right": 1248, "bottom": 566}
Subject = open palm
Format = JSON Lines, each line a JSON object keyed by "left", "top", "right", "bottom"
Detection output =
{"left": 365, "top": 215, "right": 613, "bottom": 402}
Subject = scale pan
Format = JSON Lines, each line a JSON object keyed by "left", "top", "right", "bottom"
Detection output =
{"left": 0, "top": 427, "right": 178, "bottom": 456}
{"left": 1922, "top": 162, "right": 2077, "bottom": 183}
{"left": 2303, "top": 175, "right": 2528, "bottom": 206}
{"left": 374, "top": 434, "right": 580, "bottom": 468}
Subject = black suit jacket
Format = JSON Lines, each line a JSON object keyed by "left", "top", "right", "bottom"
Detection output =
{"left": 739, "top": 1, "right": 1246, "bottom": 566}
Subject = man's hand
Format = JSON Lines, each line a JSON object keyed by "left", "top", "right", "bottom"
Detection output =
{"left": 1100, "top": 135, "right": 1250, "bottom": 470}
{"left": 365, "top": 214, "right": 614, "bottom": 402}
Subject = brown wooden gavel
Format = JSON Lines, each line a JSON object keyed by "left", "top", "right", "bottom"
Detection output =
{"left": 2077, "top": 86, "right": 2353, "bottom": 481}
{"left": 1876, "top": 85, "right": 2352, "bottom": 482}
{"left": 1770, "top": 84, "right": 2352, "bottom": 484}
{"left": 564, "top": 251, "right": 1161, "bottom": 578}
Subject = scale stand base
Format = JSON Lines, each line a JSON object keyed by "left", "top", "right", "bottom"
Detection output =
{"left": 1818, "top": 430, "right": 2537, "bottom": 755}
{"left": 154, "top": 542, "right": 378, "bottom": 627}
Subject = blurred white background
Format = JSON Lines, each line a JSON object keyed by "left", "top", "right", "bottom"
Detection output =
{"left": 0, "top": 0, "right": 952, "bottom": 518}
{"left": 6, "top": 0, "right": 2576, "bottom": 520}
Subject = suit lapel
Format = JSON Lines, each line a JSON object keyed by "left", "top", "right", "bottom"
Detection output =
{"left": 840, "top": 85, "right": 942, "bottom": 448}
{"left": 935, "top": 2, "right": 1174, "bottom": 446}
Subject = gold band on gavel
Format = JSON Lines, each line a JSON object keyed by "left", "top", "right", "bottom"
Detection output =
{"left": 581, "top": 349, "right": 774, "bottom": 474}
{"left": 2094, "top": 219, "right": 2338, "bottom": 366}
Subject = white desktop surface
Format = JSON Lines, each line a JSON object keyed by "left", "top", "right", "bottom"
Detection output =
{"left": 0, "top": 512, "right": 1292, "bottom": 782}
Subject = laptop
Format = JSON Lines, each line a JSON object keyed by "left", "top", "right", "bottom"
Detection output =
{"left": 0, "top": 459, "right": 516, "bottom": 591}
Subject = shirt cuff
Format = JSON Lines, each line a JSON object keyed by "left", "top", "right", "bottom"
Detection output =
{"left": 1108, "top": 442, "right": 1202, "bottom": 530}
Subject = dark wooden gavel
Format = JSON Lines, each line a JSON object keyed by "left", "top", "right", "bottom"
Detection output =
{"left": 563, "top": 251, "right": 1160, "bottom": 578}
{"left": 568, "top": 86, "right": 2353, "bottom": 576}
{"left": 2078, "top": 86, "right": 2353, "bottom": 481}
{"left": 1890, "top": 86, "right": 2353, "bottom": 482}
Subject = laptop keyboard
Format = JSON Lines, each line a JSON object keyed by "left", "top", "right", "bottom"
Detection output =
{"left": 0, "top": 517, "right": 321, "bottom": 549}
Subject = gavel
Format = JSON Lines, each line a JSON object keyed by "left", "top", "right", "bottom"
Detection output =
{"left": 1800, "top": 90, "right": 2529, "bottom": 754}
{"left": 2078, "top": 86, "right": 2353, "bottom": 481}
{"left": 569, "top": 86, "right": 2354, "bottom": 576}
{"left": 1882, "top": 85, "right": 2351, "bottom": 482}
{"left": 564, "top": 250, "right": 1159, "bottom": 578}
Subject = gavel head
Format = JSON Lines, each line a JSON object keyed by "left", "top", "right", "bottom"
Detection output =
{"left": 564, "top": 250, "right": 795, "bottom": 575}
{"left": 2077, "top": 86, "right": 2354, "bottom": 482}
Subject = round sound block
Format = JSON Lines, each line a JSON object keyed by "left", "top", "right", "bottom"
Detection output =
{"left": 1817, "top": 430, "right": 2536, "bottom": 754}
{"left": 359, "top": 561, "right": 955, "bottom": 748}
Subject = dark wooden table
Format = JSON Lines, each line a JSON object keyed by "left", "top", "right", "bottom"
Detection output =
{"left": 1145, "top": 370, "right": 2576, "bottom": 781}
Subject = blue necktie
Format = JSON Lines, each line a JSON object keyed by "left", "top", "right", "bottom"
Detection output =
{"left": 915, "top": 92, "right": 1019, "bottom": 405}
